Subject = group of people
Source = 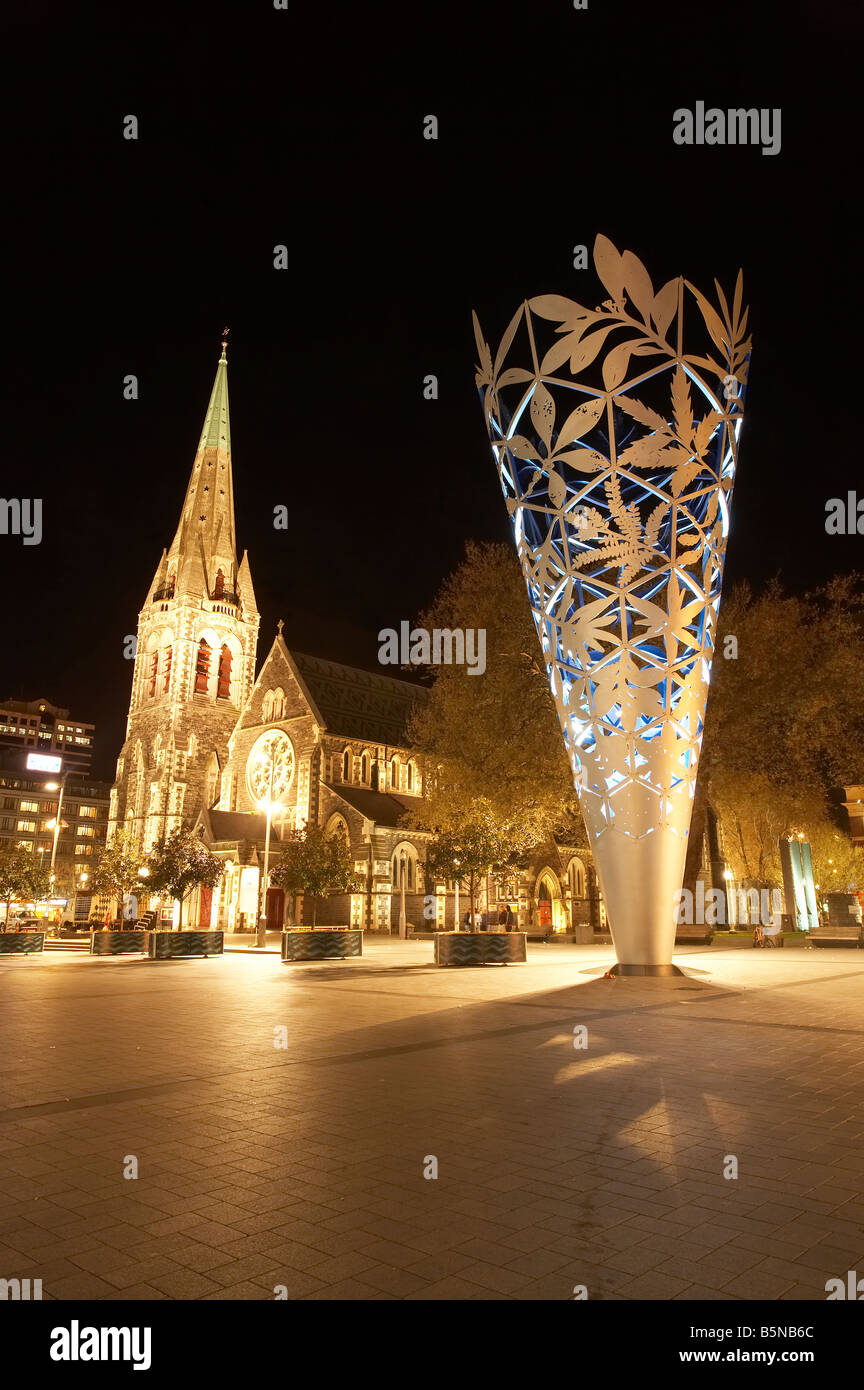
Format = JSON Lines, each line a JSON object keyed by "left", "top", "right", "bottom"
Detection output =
{"left": 461, "top": 905, "right": 517, "bottom": 932}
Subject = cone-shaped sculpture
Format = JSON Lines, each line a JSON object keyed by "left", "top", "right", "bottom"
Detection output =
{"left": 474, "top": 236, "right": 751, "bottom": 972}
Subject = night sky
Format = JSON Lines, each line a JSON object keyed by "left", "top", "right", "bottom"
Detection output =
{"left": 0, "top": 0, "right": 860, "bottom": 779}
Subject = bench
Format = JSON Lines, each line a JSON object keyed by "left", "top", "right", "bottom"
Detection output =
{"left": 675, "top": 924, "right": 715, "bottom": 945}
{"left": 148, "top": 931, "right": 224, "bottom": 959}
{"left": 809, "top": 924, "right": 862, "bottom": 948}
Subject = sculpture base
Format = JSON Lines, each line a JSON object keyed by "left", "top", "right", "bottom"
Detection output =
{"left": 609, "top": 963, "right": 685, "bottom": 977}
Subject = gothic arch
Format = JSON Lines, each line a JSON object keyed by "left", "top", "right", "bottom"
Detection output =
{"left": 326, "top": 812, "right": 350, "bottom": 842}
{"left": 391, "top": 841, "right": 419, "bottom": 893}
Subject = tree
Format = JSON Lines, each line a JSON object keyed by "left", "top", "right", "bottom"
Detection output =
{"left": 269, "top": 824, "right": 360, "bottom": 926}
{"left": 699, "top": 575, "right": 864, "bottom": 893}
{"left": 144, "top": 828, "right": 224, "bottom": 930}
{"left": 407, "top": 541, "right": 582, "bottom": 845}
{"left": 89, "top": 828, "right": 146, "bottom": 925}
{"left": 424, "top": 799, "right": 536, "bottom": 921}
{"left": 0, "top": 847, "right": 51, "bottom": 926}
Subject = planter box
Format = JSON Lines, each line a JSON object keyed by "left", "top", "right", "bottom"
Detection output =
{"left": 0, "top": 932, "right": 45, "bottom": 954}
{"left": 91, "top": 930, "right": 149, "bottom": 955}
{"left": 434, "top": 932, "right": 527, "bottom": 966}
{"left": 148, "top": 931, "right": 224, "bottom": 959}
{"left": 282, "top": 929, "right": 362, "bottom": 962}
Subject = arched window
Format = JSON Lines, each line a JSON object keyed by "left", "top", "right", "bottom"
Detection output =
{"left": 195, "top": 639, "right": 211, "bottom": 693}
{"left": 326, "top": 814, "right": 350, "bottom": 842}
{"left": 217, "top": 644, "right": 232, "bottom": 700}
{"left": 568, "top": 857, "right": 586, "bottom": 899}
{"left": 370, "top": 760, "right": 379, "bottom": 792}
{"left": 148, "top": 650, "right": 159, "bottom": 698}
{"left": 166, "top": 571, "right": 175, "bottom": 597}
{"left": 213, "top": 569, "right": 225, "bottom": 600}
{"left": 342, "top": 749, "right": 351, "bottom": 782}
{"left": 392, "top": 843, "right": 418, "bottom": 893}
{"left": 162, "top": 644, "right": 173, "bottom": 693}
{"left": 361, "top": 752, "right": 370, "bottom": 784}
{"left": 406, "top": 760, "right": 416, "bottom": 792}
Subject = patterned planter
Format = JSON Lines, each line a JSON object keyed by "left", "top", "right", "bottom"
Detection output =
{"left": 434, "top": 932, "right": 527, "bottom": 966}
{"left": 281, "top": 929, "right": 362, "bottom": 962}
{"left": 0, "top": 932, "right": 44, "bottom": 954}
{"left": 148, "top": 931, "right": 224, "bottom": 959}
{"left": 90, "top": 930, "right": 149, "bottom": 955}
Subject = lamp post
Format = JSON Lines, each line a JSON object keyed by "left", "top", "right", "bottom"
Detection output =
{"left": 256, "top": 757, "right": 280, "bottom": 948}
{"left": 398, "top": 850, "right": 407, "bottom": 939}
{"left": 453, "top": 859, "right": 460, "bottom": 932}
{"left": 222, "top": 859, "right": 234, "bottom": 931}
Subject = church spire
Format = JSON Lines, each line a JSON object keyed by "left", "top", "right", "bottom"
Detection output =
{"left": 163, "top": 332, "right": 238, "bottom": 600}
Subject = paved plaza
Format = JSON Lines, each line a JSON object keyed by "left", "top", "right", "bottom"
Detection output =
{"left": 2, "top": 939, "right": 864, "bottom": 1301}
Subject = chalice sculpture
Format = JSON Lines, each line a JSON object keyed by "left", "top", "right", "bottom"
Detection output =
{"left": 474, "top": 236, "right": 751, "bottom": 972}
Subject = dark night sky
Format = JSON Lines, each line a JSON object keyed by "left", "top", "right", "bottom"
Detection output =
{"left": 0, "top": 0, "right": 861, "bottom": 779}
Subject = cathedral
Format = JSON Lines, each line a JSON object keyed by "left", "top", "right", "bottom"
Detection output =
{"left": 110, "top": 341, "right": 602, "bottom": 936}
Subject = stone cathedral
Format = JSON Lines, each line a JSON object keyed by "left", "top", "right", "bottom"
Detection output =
{"left": 110, "top": 341, "right": 600, "bottom": 936}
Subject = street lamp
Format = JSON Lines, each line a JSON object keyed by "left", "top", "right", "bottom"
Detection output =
{"left": 397, "top": 849, "right": 407, "bottom": 939}
{"left": 256, "top": 758, "right": 282, "bottom": 947}
{"left": 453, "top": 857, "right": 460, "bottom": 932}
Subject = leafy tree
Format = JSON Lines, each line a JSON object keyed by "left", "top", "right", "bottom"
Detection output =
{"left": 0, "top": 847, "right": 51, "bottom": 926}
{"left": 269, "top": 824, "right": 360, "bottom": 926}
{"left": 424, "top": 799, "right": 536, "bottom": 921}
{"left": 407, "top": 541, "right": 583, "bottom": 846}
{"left": 89, "top": 828, "right": 146, "bottom": 925}
{"left": 699, "top": 576, "right": 864, "bottom": 892}
{"left": 144, "top": 828, "right": 224, "bottom": 930}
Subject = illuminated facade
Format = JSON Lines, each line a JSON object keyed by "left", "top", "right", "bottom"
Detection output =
{"left": 109, "top": 338, "right": 260, "bottom": 854}
{"left": 109, "top": 341, "right": 602, "bottom": 934}
{"left": 474, "top": 236, "right": 750, "bottom": 970}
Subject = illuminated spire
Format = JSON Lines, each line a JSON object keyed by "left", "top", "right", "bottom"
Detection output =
{"left": 162, "top": 334, "right": 238, "bottom": 598}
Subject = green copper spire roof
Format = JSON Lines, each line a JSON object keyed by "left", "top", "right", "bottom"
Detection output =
{"left": 196, "top": 338, "right": 231, "bottom": 455}
{"left": 161, "top": 333, "right": 240, "bottom": 599}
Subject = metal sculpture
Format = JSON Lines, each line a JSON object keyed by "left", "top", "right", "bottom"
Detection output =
{"left": 474, "top": 236, "right": 751, "bottom": 972}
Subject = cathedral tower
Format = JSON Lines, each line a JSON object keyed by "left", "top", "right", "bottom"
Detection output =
{"left": 109, "top": 336, "right": 260, "bottom": 852}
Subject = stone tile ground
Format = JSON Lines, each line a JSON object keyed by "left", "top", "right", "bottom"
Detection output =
{"left": 1, "top": 939, "right": 863, "bottom": 1300}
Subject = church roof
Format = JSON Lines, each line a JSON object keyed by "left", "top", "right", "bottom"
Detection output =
{"left": 289, "top": 650, "right": 427, "bottom": 745}
{"left": 203, "top": 808, "right": 275, "bottom": 843}
{"left": 324, "top": 782, "right": 421, "bottom": 829}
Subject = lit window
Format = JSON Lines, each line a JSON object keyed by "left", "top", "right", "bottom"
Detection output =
{"left": 77, "top": 826, "right": 95, "bottom": 838}
{"left": 217, "top": 644, "right": 232, "bottom": 700}
{"left": 19, "top": 800, "right": 38, "bottom": 812}
{"left": 75, "top": 844, "right": 93, "bottom": 856}
{"left": 17, "top": 820, "right": 36, "bottom": 832}
{"left": 79, "top": 805, "right": 96, "bottom": 819}
{"left": 195, "top": 639, "right": 211, "bottom": 693}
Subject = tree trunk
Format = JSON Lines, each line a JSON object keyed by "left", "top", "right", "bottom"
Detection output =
{"left": 177, "top": 895, "right": 183, "bottom": 931}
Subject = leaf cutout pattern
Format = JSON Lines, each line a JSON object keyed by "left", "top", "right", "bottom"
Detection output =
{"left": 473, "top": 237, "right": 750, "bottom": 854}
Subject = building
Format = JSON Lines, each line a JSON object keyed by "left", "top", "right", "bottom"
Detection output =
{"left": 111, "top": 340, "right": 603, "bottom": 936}
{"left": 0, "top": 698, "right": 95, "bottom": 776}
{"left": 109, "top": 335, "right": 259, "bottom": 853}
{"left": 0, "top": 745, "right": 111, "bottom": 919}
